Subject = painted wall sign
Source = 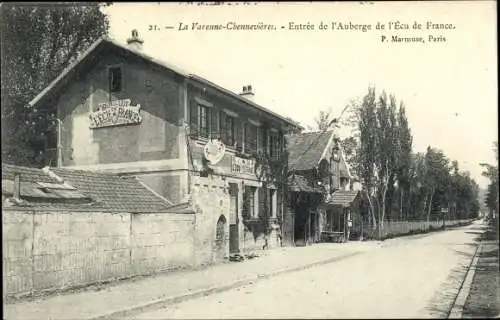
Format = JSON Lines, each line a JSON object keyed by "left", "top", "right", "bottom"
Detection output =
{"left": 89, "top": 99, "right": 142, "bottom": 129}
{"left": 204, "top": 139, "right": 225, "bottom": 165}
{"left": 231, "top": 156, "right": 255, "bottom": 175}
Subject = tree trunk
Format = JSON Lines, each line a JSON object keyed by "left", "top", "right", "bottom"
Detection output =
{"left": 422, "top": 193, "right": 429, "bottom": 220}
{"left": 406, "top": 187, "right": 413, "bottom": 219}
{"left": 379, "top": 185, "right": 388, "bottom": 239}
{"left": 426, "top": 189, "right": 435, "bottom": 231}
{"left": 400, "top": 188, "right": 404, "bottom": 221}
{"left": 364, "top": 189, "right": 377, "bottom": 230}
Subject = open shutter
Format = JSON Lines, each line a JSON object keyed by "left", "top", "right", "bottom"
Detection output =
{"left": 258, "top": 187, "right": 267, "bottom": 219}
{"left": 219, "top": 111, "right": 226, "bottom": 144}
{"left": 236, "top": 119, "right": 243, "bottom": 152}
{"left": 210, "top": 108, "right": 218, "bottom": 139}
{"left": 259, "top": 127, "right": 267, "bottom": 155}
{"left": 189, "top": 100, "right": 198, "bottom": 138}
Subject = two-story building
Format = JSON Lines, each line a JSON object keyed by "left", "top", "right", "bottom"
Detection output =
{"left": 284, "top": 129, "right": 360, "bottom": 246}
{"left": 26, "top": 30, "right": 302, "bottom": 264}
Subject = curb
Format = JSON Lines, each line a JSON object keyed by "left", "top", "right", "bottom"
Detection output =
{"left": 448, "top": 242, "right": 482, "bottom": 318}
{"left": 91, "top": 251, "right": 362, "bottom": 320}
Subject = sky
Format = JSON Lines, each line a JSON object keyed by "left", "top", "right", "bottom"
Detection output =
{"left": 102, "top": 1, "right": 497, "bottom": 188}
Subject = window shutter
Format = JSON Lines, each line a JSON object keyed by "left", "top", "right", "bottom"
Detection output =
{"left": 259, "top": 127, "right": 267, "bottom": 155}
{"left": 236, "top": 119, "right": 243, "bottom": 152}
{"left": 189, "top": 100, "right": 198, "bottom": 138}
{"left": 219, "top": 111, "right": 226, "bottom": 144}
{"left": 210, "top": 108, "right": 218, "bottom": 139}
{"left": 258, "top": 187, "right": 266, "bottom": 219}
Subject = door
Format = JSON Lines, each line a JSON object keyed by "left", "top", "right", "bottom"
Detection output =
{"left": 215, "top": 215, "right": 227, "bottom": 260}
{"left": 229, "top": 183, "right": 239, "bottom": 254}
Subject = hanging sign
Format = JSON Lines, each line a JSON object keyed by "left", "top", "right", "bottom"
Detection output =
{"left": 232, "top": 156, "right": 255, "bottom": 175}
{"left": 89, "top": 99, "right": 142, "bottom": 129}
{"left": 204, "top": 139, "right": 225, "bottom": 165}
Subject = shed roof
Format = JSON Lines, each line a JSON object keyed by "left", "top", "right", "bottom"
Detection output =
{"left": 51, "top": 167, "right": 174, "bottom": 213}
{"left": 2, "top": 164, "right": 91, "bottom": 205}
{"left": 288, "top": 174, "right": 324, "bottom": 194}
{"left": 325, "top": 190, "right": 360, "bottom": 208}
{"left": 2, "top": 164, "right": 178, "bottom": 213}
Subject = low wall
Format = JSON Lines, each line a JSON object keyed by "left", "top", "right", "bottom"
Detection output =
{"left": 353, "top": 219, "right": 473, "bottom": 240}
{"left": 3, "top": 209, "right": 195, "bottom": 299}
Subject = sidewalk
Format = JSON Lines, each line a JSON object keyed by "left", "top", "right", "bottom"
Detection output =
{"left": 4, "top": 242, "right": 376, "bottom": 320}
{"left": 461, "top": 224, "right": 500, "bottom": 318}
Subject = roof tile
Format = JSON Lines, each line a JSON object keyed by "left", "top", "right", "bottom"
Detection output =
{"left": 286, "top": 131, "right": 332, "bottom": 171}
{"left": 51, "top": 167, "right": 173, "bottom": 213}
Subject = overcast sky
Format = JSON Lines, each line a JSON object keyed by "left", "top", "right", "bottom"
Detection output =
{"left": 103, "top": 1, "right": 497, "bottom": 188}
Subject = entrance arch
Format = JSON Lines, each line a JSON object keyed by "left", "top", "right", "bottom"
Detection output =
{"left": 215, "top": 215, "right": 227, "bottom": 260}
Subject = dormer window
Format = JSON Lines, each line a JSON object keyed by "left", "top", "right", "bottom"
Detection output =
{"left": 109, "top": 66, "right": 122, "bottom": 93}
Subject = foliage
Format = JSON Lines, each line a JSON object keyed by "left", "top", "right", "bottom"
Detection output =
{"left": 481, "top": 141, "right": 499, "bottom": 219}
{"left": 1, "top": 3, "right": 110, "bottom": 167}
{"left": 314, "top": 108, "right": 332, "bottom": 131}
{"left": 333, "top": 86, "right": 481, "bottom": 238}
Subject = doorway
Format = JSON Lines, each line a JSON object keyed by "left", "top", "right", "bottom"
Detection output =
{"left": 215, "top": 215, "right": 227, "bottom": 260}
{"left": 229, "top": 183, "right": 240, "bottom": 254}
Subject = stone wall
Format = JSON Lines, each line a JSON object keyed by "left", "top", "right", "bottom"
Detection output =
{"left": 190, "top": 174, "right": 231, "bottom": 265}
{"left": 2, "top": 209, "right": 195, "bottom": 299}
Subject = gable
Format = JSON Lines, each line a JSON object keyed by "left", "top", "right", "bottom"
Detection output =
{"left": 286, "top": 131, "right": 332, "bottom": 171}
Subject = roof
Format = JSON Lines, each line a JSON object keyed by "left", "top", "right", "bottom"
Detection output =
{"left": 51, "top": 167, "right": 174, "bottom": 213}
{"left": 325, "top": 190, "right": 360, "bottom": 208}
{"left": 288, "top": 174, "right": 324, "bottom": 193}
{"left": 339, "top": 157, "right": 350, "bottom": 179}
{"left": 26, "top": 36, "right": 302, "bottom": 130}
{"left": 2, "top": 163, "right": 179, "bottom": 213}
{"left": 2, "top": 164, "right": 92, "bottom": 207}
{"left": 286, "top": 131, "right": 333, "bottom": 171}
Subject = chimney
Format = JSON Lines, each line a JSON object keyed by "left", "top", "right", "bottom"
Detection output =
{"left": 13, "top": 173, "right": 21, "bottom": 200}
{"left": 239, "top": 85, "right": 255, "bottom": 102}
{"left": 126, "top": 29, "right": 144, "bottom": 51}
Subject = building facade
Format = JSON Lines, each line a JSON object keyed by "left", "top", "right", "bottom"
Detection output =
{"left": 284, "top": 130, "right": 360, "bottom": 245}
{"left": 27, "top": 31, "right": 302, "bottom": 262}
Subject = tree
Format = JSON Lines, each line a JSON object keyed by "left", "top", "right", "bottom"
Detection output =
{"left": 480, "top": 141, "right": 499, "bottom": 222}
{"left": 314, "top": 108, "right": 332, "bottom": 131}
{"left": 422, "top": 147, "right": 451, "bottom": 227}
{"left": 356, "top": 87, "right": 378, "bottom": 230}
{"left": 340, "top": 136, "right": 357, "bottom": 170}
{"left": 1, "top": 3, "right": 109, "bottom": 167}
{"left": 395, "top": 103, "right": 413, "bottom": 220}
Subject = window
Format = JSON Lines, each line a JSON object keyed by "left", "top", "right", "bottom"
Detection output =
{"left": 245, "top": 123, "right": 258, "bottom": 154}
{"left": 210, "top": 110, "right": 219, "bottom": 139}
{"left": 108, "top": 67, "right": 122, "bottom": 93}
{"left": 269, "top": 131, "right": 281, "bottom": 160}
{"left": 220, "top": 112, "right": 236, "bottom": 147}
{"left": 244, "top": 186, "right": 256, "bottom": 218}
{"left": 235, "top": 119, "right": 243, "bottom": 152}
{"left": 198, "top": 105, "right": 209, "bottom": 138}
{"left": 258, "top": 127, "right": 267, "bottom": 153}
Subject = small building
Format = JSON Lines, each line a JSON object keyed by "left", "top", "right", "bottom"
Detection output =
{"left": 2, "top": 163, "right": 195, "bottom": 298}
{"left": 284, "top": 130, "right": 360, "bottom": 246}
{"left": 25, "top": 30, "right": 303, "bottom": 261}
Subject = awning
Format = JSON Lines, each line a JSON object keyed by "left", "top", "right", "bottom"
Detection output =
{"left": 288, "top": 174, "right": 324, "bottom": 194}
{"left": 323, "top": 190, "right": 360, "bottom": 208}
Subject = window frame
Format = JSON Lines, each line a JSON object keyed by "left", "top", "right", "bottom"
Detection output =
{"left": 245, "top": 186, "right": 257, "bottom": 218}
{"left": 197, "top": 104, "right": 209, "bottom": 138}
{"left": 224, "top": 114, "right": 236, "bottom": 147}
{"left": 107, "top": 65, "right": 123, "bottom": 94}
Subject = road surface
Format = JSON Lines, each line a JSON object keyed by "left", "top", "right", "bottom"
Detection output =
{"left": 130, "top": 222, "right": 483, "bottom": 319}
